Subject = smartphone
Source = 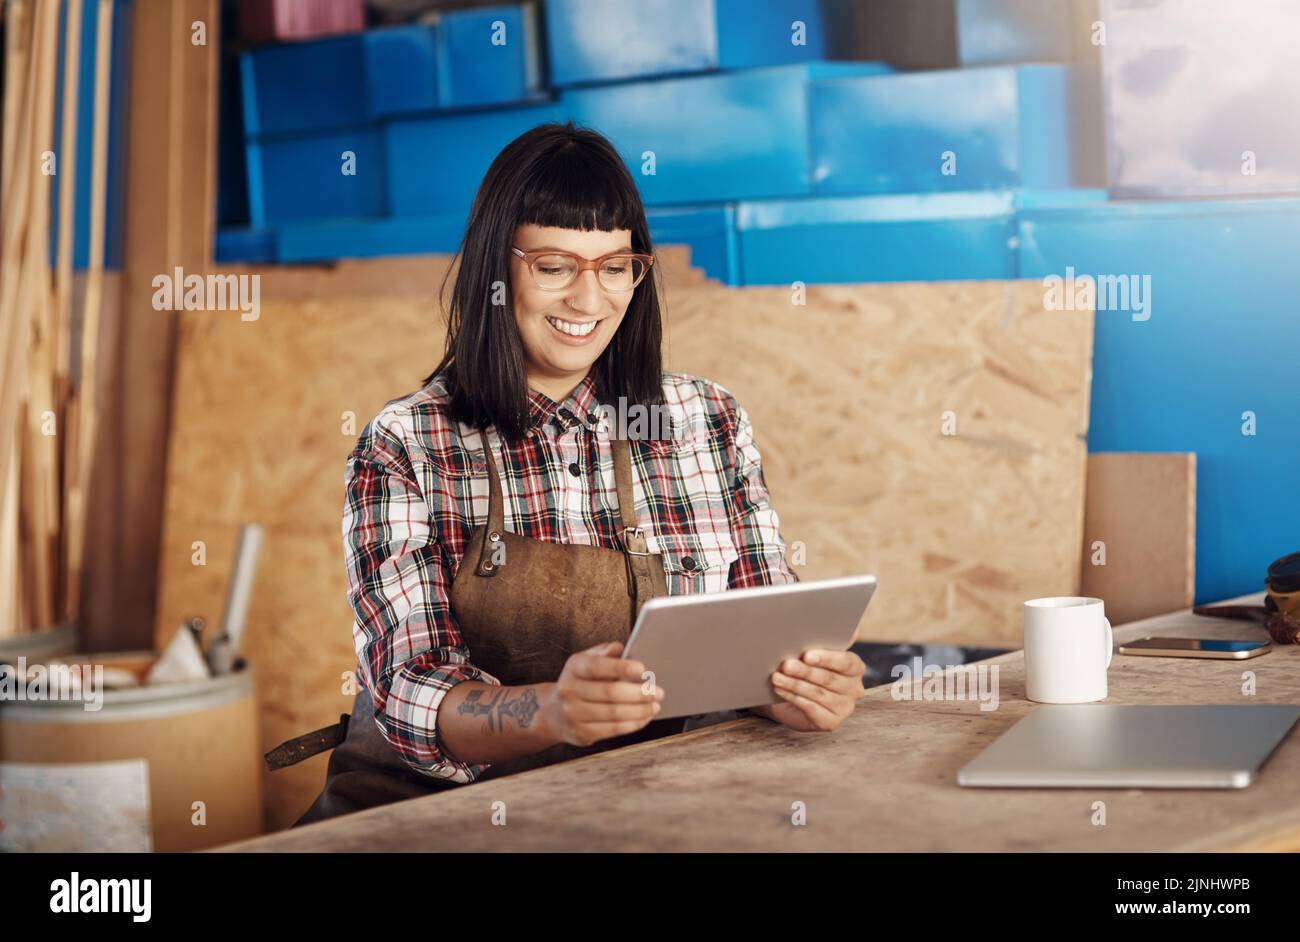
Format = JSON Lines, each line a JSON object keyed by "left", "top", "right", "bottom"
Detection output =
{"left": 1117, "top": 637, "right": 1272, "bottom": 659}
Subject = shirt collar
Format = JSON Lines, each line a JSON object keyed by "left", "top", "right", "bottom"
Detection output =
{"left": 527, "top": 373, "right": 603, "bottom": 435}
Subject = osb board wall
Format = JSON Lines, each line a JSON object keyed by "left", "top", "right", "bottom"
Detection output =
{"left": 155, "top": 263, "right": 1090, "bottom": 830}
{"left": 661, "top": 281, "right": 1093, "bottom": 646}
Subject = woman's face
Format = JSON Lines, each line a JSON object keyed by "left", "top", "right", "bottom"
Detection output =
{"left": 510, "top": 223, "right": 636, "bottom": 397}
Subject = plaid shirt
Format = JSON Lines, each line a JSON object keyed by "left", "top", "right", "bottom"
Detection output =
{"left": 342, "top": 370, "right": 798, "bottom": 783}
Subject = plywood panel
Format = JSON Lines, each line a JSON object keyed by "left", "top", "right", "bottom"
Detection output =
{"left": 156, "top": 266, "right": 1091, "bottom": 828}
{"left": 1081, "top": 452, "right": 1196, "bottom": 624}
{"left": 662, "top": 280, "right": 1093, "bottom": 647}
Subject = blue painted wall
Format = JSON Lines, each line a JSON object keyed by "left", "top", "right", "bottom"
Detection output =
{"left": 1019, "top": 198, "right": 1300, "bottom": 604}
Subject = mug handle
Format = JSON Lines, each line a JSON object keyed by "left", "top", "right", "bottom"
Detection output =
{"left": 1103, "top": 617, "right": 1113, "bottom": 668}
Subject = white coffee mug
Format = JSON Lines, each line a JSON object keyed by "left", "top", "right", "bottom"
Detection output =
{"left": 1023, "top": 596, "right": 1113, "bottom": 703}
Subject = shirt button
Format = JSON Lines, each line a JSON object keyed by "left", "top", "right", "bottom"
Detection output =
{"left": 568, "top": 462, "right": 581, "bottom": 477}
{"left": 681, "top": 555, "right": 696, "bottom": 571}
{"left": 557, "top": 408, "right": 573, "bottom": 422}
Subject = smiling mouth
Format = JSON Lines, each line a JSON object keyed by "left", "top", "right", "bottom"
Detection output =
{"left": 546, "top": 314, "right": 600, "bottom": 337}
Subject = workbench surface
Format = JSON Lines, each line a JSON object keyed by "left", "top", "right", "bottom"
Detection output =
{"left": 215, "top": 595, "right": 1300, "bottom": 852}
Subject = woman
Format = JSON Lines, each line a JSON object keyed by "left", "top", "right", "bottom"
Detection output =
{"left": 273, "top": 122, "right": 866, "bottom": 824}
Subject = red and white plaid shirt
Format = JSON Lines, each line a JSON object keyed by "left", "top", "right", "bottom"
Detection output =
{"left": 343, "top": 370, "right": 798, "bottom": 782}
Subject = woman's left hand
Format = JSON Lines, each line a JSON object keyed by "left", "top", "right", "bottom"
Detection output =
{"left": 758, "top": 649, "right": 867, "bottom": 732}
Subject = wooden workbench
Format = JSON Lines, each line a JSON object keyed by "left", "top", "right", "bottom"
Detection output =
{"left": 215, "top": 594, "right": 1300, "bottom": 852}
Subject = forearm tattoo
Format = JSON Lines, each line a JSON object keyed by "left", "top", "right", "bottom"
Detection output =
{"left": 458, "top": 687, "right": 542, "bottom": 734}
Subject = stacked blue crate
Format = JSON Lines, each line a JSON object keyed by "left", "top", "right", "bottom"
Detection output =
{"left": 559, "top": 62, "right": 890, "bottom": 207}
{"left": 222, "top": 1, "right": 1100, "bottom": 285}
{"left": 735, "top": 63, "right": 1104, "bottom": 285}
{"left": 276, "top": 215, "right": 469, "bottom": 262}
{"left": 335, "top": 58, "right": 878, "bottom": 273}
{"left": 226, "top": 4, "right": 546, "bottom": 261}
{"left": 738, "top": 192, "right": 1019, "bottom": 285}
{"left": 384, "top": 100, "right": 566, "bottom": 221}
{"left": 220, "top": 0, "right": 875, "bottom": 275}
{"left": 811, "top": 65, "right": 1102, "bottom": 196}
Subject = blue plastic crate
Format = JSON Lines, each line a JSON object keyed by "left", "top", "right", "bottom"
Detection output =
{"left": 215, "top": 227, "right": 279, "bottom": 264}
{"left": 385, "top": 101, "right": 566, "bottom": 217}
{"left": 364, "top": 25, "right": 440, "bottom": 117}
{"left": 561, "top": 61, "right": 890, "bottom": 206}
{"left": 276, "top": 215, "right": 468, "bottom": 262}
{"left": 647, "top": 205, "right": 740, "bottom": 284}
{"left": 811, "top": 64, "right": 1103, "bottom": 197}
{"left": 243, "top": 9, "right": 543, "bottom": 136}
{"left": 241, "top": 35, "right": 370, "bottom": 137}
{"left": 246, "top": 127, "right": 387, "bottom": 226}
{"left": 1018, "top": 196, "right": 1300, "bottom": 603}
{"left": 367, "top": 8, "right": 544, "bottom": 116}
{"left": 736, "top": 191, "right": 1019, "bottom": 284}
{"left": 439, "top": 3, "right": 544, "bottom": 109}
{"left": 545, "top": 0, "right": 850, "bottom": 86}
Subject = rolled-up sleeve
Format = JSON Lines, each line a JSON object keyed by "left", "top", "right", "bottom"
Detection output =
{"left": 342, "top": 415, "right": 499, "bottom": 783}
{"left": 723, "top": 397, "right": 800, "bottom": 589}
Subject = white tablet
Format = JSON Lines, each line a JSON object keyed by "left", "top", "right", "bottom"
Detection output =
{"left": 621, "top": 575, "right": 877, "bottom": 719}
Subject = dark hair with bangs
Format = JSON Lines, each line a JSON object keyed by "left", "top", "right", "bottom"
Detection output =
{"left": 423, "top": 121, "right": 666, "bottom": 445}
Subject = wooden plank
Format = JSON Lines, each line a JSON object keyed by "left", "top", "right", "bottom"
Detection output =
{"left": 83, "top": 0, "right": 219, "bottom": 652}
{"left": 0, "top": 0, "right": 61, "bottom": 632}
{"left": 61, "top": 0, "right": 116, "bottom": 624}
{"left": 214, "top": 594, "right": 1300, "bottom": 853}
{"left": 0, "top": 0, "right": 34, "bottom": 636}
{"left": 1081, "top": 452, "right": 1196, "bottom": 625}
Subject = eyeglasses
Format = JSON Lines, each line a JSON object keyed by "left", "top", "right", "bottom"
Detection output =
{"left": 511, "top": 246, "right": 654, "bottom": 292}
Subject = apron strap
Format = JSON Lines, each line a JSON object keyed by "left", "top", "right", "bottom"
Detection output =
{"left": 264, "top": 713, "right": 350, "bottom": 770}
{"left": 611, "top": 437, "right": 661, "bottom": 617}
{"left": 476, "top": 428, "right": 506, "bottom": 576}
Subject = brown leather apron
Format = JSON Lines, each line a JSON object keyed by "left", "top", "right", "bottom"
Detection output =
{"left": 271, "top": 431, "right": 690, "bottom": 826}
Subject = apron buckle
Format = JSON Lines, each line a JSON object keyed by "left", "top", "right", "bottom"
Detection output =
{"left": 622, "top": 526, "right": 651, "bottom": 555}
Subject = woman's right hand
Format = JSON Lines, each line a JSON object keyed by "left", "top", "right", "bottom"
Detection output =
{"left": 542, "top": 641, "right": 665, "bottom": 746}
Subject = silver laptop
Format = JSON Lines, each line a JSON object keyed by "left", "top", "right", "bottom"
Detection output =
{"left": 957, "top": 704, "right": 1300, "bottom": 788}
{"left": 622, "top": 575, "right": 876, "bottom": 719}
